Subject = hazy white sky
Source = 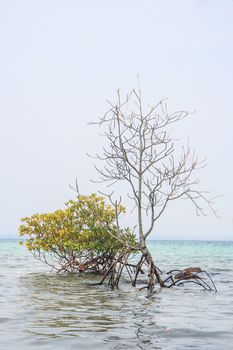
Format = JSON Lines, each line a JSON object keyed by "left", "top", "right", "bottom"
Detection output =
{"left": 0, "top": 0, "right": 232, "bottom": 240}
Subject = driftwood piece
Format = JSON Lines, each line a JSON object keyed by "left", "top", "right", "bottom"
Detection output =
{"left": 164, "top": 266, "right": 217, "bottom": 292}
{"left": 175, "top": 267, "right": 202, "bottom": 279}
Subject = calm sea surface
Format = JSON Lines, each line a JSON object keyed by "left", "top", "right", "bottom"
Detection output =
{"left": 0, "top": 239, "right": 233, "bottom": 350}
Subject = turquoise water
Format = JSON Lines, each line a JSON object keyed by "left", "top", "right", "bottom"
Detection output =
{"left": 0, "top": 239, "right": 233, "bottom": 349}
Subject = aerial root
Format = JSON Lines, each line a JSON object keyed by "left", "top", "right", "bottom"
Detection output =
{"left": 97, "top": 253, "right": 217, "bottom": 293}
{"left": 97, "top": 250, "right": 164, "bottom": 292}
{"left": 44, "top": 249, "right": 217, "bottom": 293}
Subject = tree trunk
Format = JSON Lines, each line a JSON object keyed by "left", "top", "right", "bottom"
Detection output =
{"left": 140, "top": 242, "right": 164, "bottom": 290}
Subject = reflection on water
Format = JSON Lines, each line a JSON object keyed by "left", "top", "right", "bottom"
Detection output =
{"left": 0, "top": 240, "right": 233, "bottom": 349}
{"left": 19, "top": 272, "right": 163, "bottom": 349}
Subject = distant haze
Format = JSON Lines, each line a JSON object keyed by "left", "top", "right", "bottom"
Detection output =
{"left": 0, "top": 0, "right": 232, "bottom": 240}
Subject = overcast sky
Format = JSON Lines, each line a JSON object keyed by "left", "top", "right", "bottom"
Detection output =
{"left": 0, "top": 0, "right": 232, "bottom": 240}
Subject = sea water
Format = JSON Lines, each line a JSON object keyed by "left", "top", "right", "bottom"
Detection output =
{"left": 0, "top": 239, "right": 232, "bottom": 350}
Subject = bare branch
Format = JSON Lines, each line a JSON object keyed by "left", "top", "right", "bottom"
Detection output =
{"left": 90, "top": 87, "right": 218, "bottom": 246}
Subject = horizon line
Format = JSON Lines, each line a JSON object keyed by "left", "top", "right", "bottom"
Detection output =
{"left": 0, "top": 236, "right": 232, "bottom": 243}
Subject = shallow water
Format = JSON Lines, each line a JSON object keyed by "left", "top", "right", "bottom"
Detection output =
{"left": 0, "top": 239, "right": 233, "bottom": 349}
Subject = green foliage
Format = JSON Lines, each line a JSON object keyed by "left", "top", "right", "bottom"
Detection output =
{"left": 19, "top": 194, "right": 137, "bottom": 272}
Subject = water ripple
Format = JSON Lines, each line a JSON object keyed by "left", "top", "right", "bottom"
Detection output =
{"left": 0, "top": 240, "right": 233, "bottom": 349}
